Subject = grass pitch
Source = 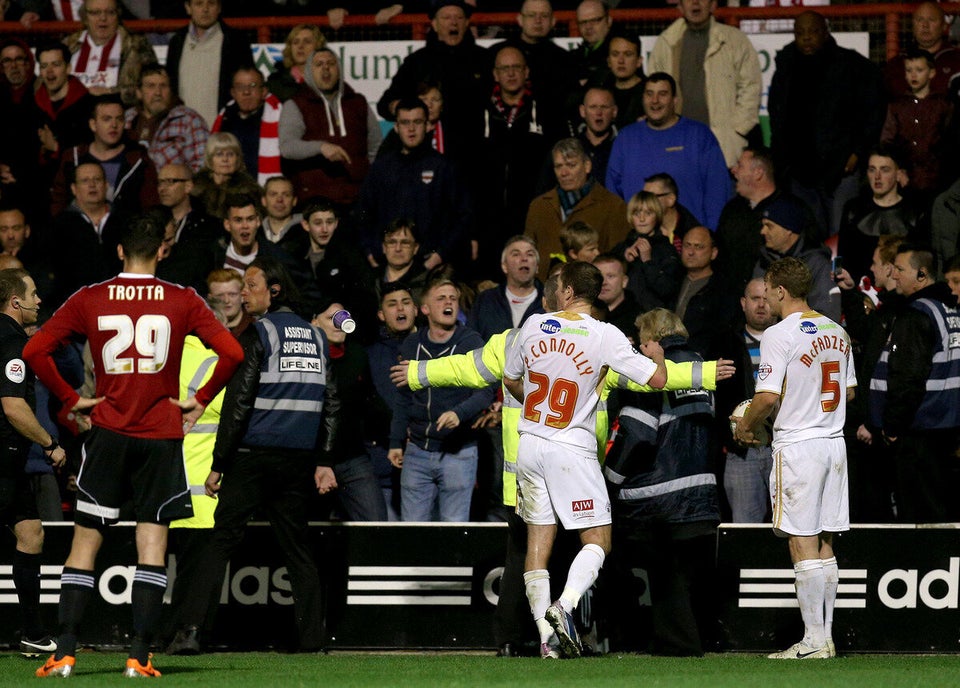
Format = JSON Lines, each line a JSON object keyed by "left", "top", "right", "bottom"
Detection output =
{"left": 3, "top": 651, "right": 959, "bottom": 687}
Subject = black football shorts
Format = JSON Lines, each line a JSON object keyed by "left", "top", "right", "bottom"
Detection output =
{"left": 75, "top": 427, "right": 193, "bottom": 527}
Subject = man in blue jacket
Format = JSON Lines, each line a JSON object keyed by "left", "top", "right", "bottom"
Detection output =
{"left": 388, "top": 276, "right": 495, "bottom": 521}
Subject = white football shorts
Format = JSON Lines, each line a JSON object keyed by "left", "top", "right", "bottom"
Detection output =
{"left": 516, "top": 433, "right": 611, "bottom": 530}
{"left": 770, "top": 437, "right": 850, "bottom": 537}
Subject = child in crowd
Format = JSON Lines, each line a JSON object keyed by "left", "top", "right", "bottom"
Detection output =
{"left": 881, "top": 48, "right": 953, "bottom": 194}
{"left": 558, "top": 221, "right": 601, "bottom": 264}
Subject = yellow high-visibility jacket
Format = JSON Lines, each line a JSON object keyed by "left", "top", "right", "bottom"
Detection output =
{"left": 407, "top": 328, "right": 719, "bottom": 507}
{"left": 170, "top": 336, "right": 225, "bottom": 530}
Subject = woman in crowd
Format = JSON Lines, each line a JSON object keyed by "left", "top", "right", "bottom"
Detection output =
{"left": 267, "top": 24, "right": 327, "bottom": 102}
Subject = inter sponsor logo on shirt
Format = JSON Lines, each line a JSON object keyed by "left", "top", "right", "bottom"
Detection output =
{"left": 540, "top": 319, "right": 562, "bottom": 334}
{"left": 799, "top": 321, "right": 819, "bottom": 335}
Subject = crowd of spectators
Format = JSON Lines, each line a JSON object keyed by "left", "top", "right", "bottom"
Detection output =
{"left": 1, "top": 0, "right": 960, "bottom": 656}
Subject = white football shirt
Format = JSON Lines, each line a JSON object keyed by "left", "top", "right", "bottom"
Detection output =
{"left": 755, "top": 311, "right": 857, "bottom": 449}
{"left": 504, "top": 311, "right": 658, "bottom": 452}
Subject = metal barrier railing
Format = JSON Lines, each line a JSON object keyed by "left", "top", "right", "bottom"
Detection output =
{"left": 0, "top": 4, "right": 942, "bottom": 63}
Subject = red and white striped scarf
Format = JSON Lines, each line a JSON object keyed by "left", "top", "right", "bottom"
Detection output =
{"left": 54, "top": 0, "right": 83, "bottom": 20}
{"left": 71, "top": 31, "right": 121, "bottom": 91}
{"left": 212, "top": 92, "right": 283, "bottom": 186}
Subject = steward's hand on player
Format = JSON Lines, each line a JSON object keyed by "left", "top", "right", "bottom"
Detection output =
{"left": 390, "top": 361, "right": 410, "bottom": 387}
{"left": 388, "top": 448, "right": 403, "bottom": 468}
{"left": 715, "top": 359, "right": 736, "bottom": 381}
{"left": 204, "top": 471, "right": 222, "bottom": 497}
{"left": 436, "top": 410, "right": 460, "bottom": 430}
{"left": 171, "top": 395, "right": 206, "bottom": 433}
{"left": 315, "top": 466, "right": 338, "bottom": 494}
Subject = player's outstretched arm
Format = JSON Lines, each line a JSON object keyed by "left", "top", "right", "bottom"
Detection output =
{"left": 401, "top": 334, "right": 507, "bottom": 391}
{"left": 503, "top": 376, "right": 524, "bottom": 403}
{"left": 607, "top": 358, "right": 734, "bottom": 393}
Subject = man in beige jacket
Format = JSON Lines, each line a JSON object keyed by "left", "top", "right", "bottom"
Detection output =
{"left": 648, "top": 0, "right": 761, "bottom": 168}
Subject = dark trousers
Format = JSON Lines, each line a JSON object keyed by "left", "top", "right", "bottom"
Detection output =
{"left": 333, "top": 455, "right": 388, "bottom": 521}
{"left": 175, "top": 448, "right": 325, "bottom": 650}
{"left": 893, "top": 428, "right": 960, "bottom": 523}
{"left": 492, "top": 510, "right": 597, "bottom": 651}
{"left": 609, "top": 522, "right": 717, "bottom": 656}
{"left": 493, "top": 511, "right": 535, "bottom": 647}
{"left": 165, "top": 528, "right": 217, "bottom": 639}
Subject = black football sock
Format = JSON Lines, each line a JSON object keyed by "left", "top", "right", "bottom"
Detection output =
{"left": 13, "top": 550, "right": 43, "bottom": 639}
{"left": 129, "top": 564, "right": 168, "bottom": 664}
{"left": 56, "top": 567, "right": 96, "bottom": 659}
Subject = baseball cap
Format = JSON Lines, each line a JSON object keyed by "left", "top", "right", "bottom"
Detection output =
{"left": 429, "top": 0, "right": 473, "bottom": 19}
{"left": 761, "top": 195, "right": 806, "bottom": 235}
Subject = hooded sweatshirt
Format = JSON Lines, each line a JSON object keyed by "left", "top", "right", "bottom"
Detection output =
{"left": 278, "top": 50, "right": 381, "bottom": 205}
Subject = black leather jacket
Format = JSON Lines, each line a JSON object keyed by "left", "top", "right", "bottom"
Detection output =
{"left": 211, "top": 310, "right": 341, "bottom": 473}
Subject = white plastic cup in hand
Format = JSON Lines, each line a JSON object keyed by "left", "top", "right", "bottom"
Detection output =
{"left": 332, "top": 309, "right": 356, "bottom": 334}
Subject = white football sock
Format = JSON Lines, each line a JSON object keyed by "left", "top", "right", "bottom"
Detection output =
{"left": 822, "top": 556, "right": 838, "bottom": 641}
{"left": 559, "top": 544, "right": 605, "bottom": 611}
{"left": 794, "top": 559, "right": 826, "bottom": 648}
{"left": 523, "top": 569, "right": 553, "bottom": 643}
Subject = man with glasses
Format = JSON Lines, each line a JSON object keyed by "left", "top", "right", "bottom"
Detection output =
{"left": 574, "top": 0, "right": 614, "bottom": 86}
{"left": 0, "top": 39, "right": 41, "bottom": 218}
{"left": 493, "top": 0, "right": 576, "bottom": 119}
{"left": 377, "top": 219, "right": 426, "bottom": 301}
{"left": 357, "top": 97, "right": 471, "bottom": 272}
{"left": 211, "top": 66, "right": 282, "bottom": 186}
{"left": 155, "top": 164, "right": 220, "bottom": 293}
{"left": 64, "top": 0, "right": 157, "bottom": 106}
{"left": 476, "top": 45, "right": 562, "bottom": 272}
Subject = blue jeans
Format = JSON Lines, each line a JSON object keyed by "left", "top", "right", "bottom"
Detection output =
{"left": 723, "top": 446, "right": 773, "bottom": 523}
{"left": 400, "top": 442, "right": 478, "bottom": 522}
{"left": 334, "top": 455, "right": 388, "bottom": 521}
